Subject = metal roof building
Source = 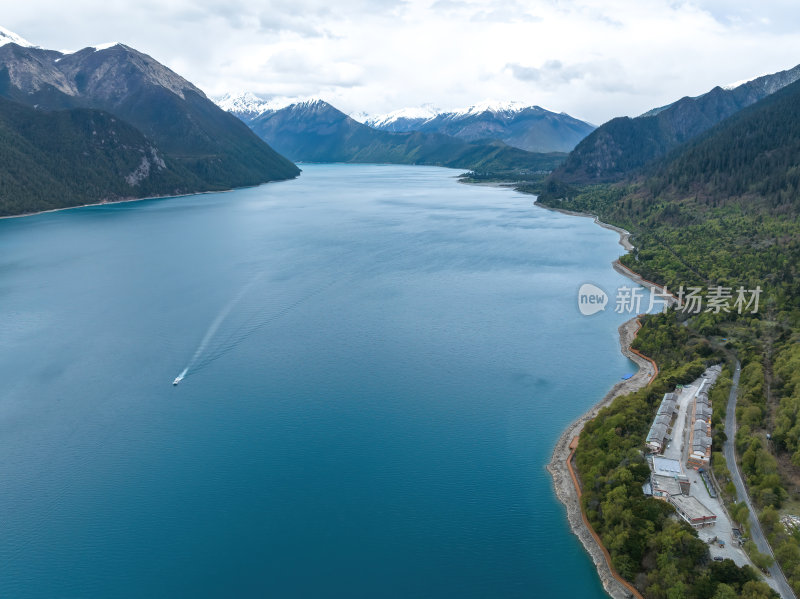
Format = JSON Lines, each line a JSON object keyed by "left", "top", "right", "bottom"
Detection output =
{"left": 652, "top": 456, "right": 683, "bottom": 476}
{"left": 669, "top": 495, "right": 717, "bottom": 528}
{"left": 646, "top": 393, "right": 678, "bottom": 453}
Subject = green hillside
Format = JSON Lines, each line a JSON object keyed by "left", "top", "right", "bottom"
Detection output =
{"left": 0, "top": 97, "right": 200, "bottom": 216}
{"left": 536, "top": 76, "right": 800, "bottom": 598}
{"left": 550, "top": 63, "right": 800, "bottom": 185}
{"left": 0, "top": 42, "right": 300, "bottom": 205}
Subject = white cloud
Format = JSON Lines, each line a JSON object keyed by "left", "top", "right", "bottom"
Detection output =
{"left": 3, "top": 0, "right": 800, "bottom": 124}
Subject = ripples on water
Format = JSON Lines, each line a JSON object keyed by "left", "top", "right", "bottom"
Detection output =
{"left": 0, "top": 165, "right": 646, "bottom": 598}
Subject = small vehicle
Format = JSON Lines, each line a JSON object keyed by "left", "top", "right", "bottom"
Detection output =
{"left": 713, "top": 556, "right": 724, "bottom": 561}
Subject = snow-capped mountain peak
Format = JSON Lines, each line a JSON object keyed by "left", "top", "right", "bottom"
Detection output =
{"left": 91, "top": 42, "right": 123, "bottom": 51}
{"left": 56, "top": 42, "right": 125, "bottom": 58}
{"left": 216, "top": 91, "right": 273, "bottom": 116}
{"left": 363, "top": 100, "right": 537, "bottom": 129}
{"left": 289, "top": 99, "right": 327, "bottom": 109}
{"left": 364, "top": 104, "right": 441, "bottom": 128}
{"left": 0, "top": 26, "right": 35, "bottom": 48}
{"left": 451, "top": 99, "right": 531, "bottom": 117}
{"left": 216, "top": 92, "right": 326, "bottom": 118}
{"left": 363, "top": 99, "right": 592, "bottom": 152}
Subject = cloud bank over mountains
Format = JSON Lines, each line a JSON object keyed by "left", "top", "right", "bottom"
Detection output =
{"left": 5, "top": 0, "right": 800, "bottom": 124}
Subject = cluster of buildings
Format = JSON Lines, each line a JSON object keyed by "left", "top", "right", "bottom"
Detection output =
{"left": 645, "top": 455, "right": 717, "bottom": 529}
{"left": 643, "top": 386, "right": 718, "bottom": 530}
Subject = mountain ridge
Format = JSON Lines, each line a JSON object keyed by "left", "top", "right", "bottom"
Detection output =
{"left": 551, "top": 62, "right": 800, "bottom": 184}
{"left": 219, "top": 94, "right": 594, "bottom": 154}
{"left": 364, "top": 100, "right": 594, "bottom": 153}
{"left": 0, "top": 38, "right": 299, "bottom": 193}
{"left": 0, "top": 30, "right": 299, "bottom": 216}
{"left": 0, "top": 95, "right": 206, "bottom": 216}
{"left": 240, "top": 99, "right": 566, "bottom": 172}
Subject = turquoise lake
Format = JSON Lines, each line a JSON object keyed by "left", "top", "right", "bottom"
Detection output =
{"left": 0, "top": 164, "right": 645, "bottom": 597}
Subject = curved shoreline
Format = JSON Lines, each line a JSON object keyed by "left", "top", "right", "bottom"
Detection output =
{"left": 539, "top": 201, "right": 667, "bottom": 598}
{"left": 0, "top": 175, "right": 299, "bottom": 221}
{"left": 547, "top": 317, "right": 654, "bottom": 598}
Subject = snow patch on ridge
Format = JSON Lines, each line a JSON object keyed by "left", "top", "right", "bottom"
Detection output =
{"left": 0, "top": 25, "right": 35, "bottom": 48}
{"left": 216, "top": 92, "right": 324, "bottom": 117}
{"left": 722, "top": 73, "right": 769, "bottom": 90}
{"left": 364, "top": 99, "right": 537, "bottom": 129}
{"left": 364, "top": 104, "right": 441, "bottom": 127}
{"left": 92, "top": 42, "right": 122, "bottom": 51}
{"left": 450, "top": 99, "right": 530, "bottom": 116}
{"left": 56, "top": 42, "right": 123, "bottom": 60}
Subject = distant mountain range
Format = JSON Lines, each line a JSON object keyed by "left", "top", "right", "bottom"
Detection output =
{"left": 364, "top": 100, "right": 595, "bottom": 153}
{"left": 0, "top": 29, "right": 298, "bottom": 216}
{"left": 5, "top": 23, "right": 797, "bottom": 222}
{"left": 222, "top": 97, "right": 567, "bottom": 173}
{"left": 219, "top": 93, "right": 594, "bottom": 154}
{"left": 551, "top": 63, "right": 800, "bottom": 184}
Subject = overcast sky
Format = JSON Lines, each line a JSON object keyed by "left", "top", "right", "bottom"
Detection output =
{"left": 5, "top": 0, "right": 800, "bottom": 124}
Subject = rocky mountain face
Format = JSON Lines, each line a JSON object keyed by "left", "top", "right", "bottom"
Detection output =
{"left": 366, "top": 101, "right": 595, "bottom": 153}
{"left": 0, "top": 37, "right": 299, "bottom": 197}
{"left": 552, "top": 63, "right": 800, "bottom": 184}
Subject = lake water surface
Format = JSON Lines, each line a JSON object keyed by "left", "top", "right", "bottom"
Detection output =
{"left": 0, "top": 164, "right": 645, "bottom": 597}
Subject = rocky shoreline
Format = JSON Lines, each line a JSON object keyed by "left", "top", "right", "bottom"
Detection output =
{"left": 540, "top": 202, "right": 668, "bottom": 598}
{"left": 546, "top": 316, "right": 654, "bottom": 598}
{"left": 464, "top": 190, "right": 667, "bottom": 596}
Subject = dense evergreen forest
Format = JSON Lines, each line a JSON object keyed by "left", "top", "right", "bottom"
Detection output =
{"left": 534, "top": 74, "right": 800, "bottom": 597}
{"left": 550, "top": 63, "right": 800, "bottom": 185}
{"left": 0, "top": 97, "right": 200, "bottom": 216}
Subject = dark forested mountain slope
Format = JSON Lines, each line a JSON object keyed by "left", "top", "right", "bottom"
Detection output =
{"left": 0, "top": 96, "right": 203, "bottom": 216}
{"left": 642, "top": 76, "right": 800, "bottom": 213}
{"left": 0, "top": 40, "right": 299, "bottom": 192}
{"left": 552, "top": 63, "right": 800, "bottom": 184}
{"left": 540, "top": 76, "right": 800, "bottom": 291}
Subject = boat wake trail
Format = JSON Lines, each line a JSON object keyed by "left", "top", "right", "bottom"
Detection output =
{"left": 190, "top": 276, "right": 340, "bottom": 373}
{"left": 173, "top": 277, "right": 261, "bottom": 385}
{"left": 172, "top": 273, "right": 341, "bottom": 385}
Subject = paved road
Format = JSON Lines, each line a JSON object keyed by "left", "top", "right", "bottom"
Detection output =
{"left": 724, "top": 361, "right": 796, "bottom": 599}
